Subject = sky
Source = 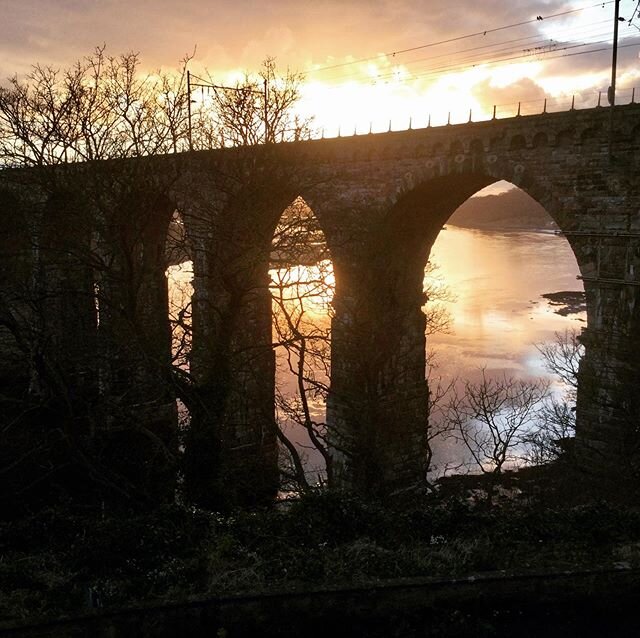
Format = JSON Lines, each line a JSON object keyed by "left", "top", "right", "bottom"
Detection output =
{"left": 1, "top": 0, "right": 639, "bottom": 133}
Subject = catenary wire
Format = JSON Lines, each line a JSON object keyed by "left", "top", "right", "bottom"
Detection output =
{"left": 310, "top": 0, "right": 618, "bottom": 77}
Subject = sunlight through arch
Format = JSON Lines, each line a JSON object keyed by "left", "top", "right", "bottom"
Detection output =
{"left": 165, "top": 209, "right": 193, "bottom": 434}
{"left": 269, "top": 196, "right": 335, "bottom": 491}
{"left": 423, "top": 180, "right": 586, "bottom": 476}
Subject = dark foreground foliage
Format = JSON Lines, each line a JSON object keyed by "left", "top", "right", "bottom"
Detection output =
{"left": 3, "top": 468, "right": 640, "bottom": 626}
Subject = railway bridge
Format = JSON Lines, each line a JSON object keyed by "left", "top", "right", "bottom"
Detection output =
{"left": 1, "top": 102, "right": 639, "bottom": 503}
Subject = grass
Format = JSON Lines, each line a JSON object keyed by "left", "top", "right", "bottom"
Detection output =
{"left": 2, "top": 467, "right": 640, "bottom": 625}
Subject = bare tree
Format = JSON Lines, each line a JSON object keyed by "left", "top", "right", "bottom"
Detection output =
{"left": 267, "top": 196, "right": 459, "bottom": 493}
{"left": 536, "top": 329, "right": 582, "bottom": 394}
{"left": 445, "top": 369, "right": 549, "bottom": 503}
{"left": 0, "top": 46, "right": 194, "bottom": 167}
{"left": 267, "top": 199, "right": 333, "bottom": 491}
{"left": 185, "top": 56, "right": 311, "bottom": 150}
{"left": 0, "top": 47, "right": 314, "bottom": 510}
{"left": 524, "top": 329, "right": 584, "bottom": 465}
{"left": 424, "top": 357, "right": 459, "bottom": 481}
{"left": 422, "top": 260, "right": 455, "bottom": 337}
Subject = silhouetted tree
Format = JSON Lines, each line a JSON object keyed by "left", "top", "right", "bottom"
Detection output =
{"left": 266, "top": 198, "right": 458, "bottom": 493}
{"left": 0, "top": 47, "right": 311, "bottom": 513}
{"left": 445, "top": 369, "right": 549, "bottom": 503}
{"left": 524, "top": 329, "right": 583, "bottom": 465}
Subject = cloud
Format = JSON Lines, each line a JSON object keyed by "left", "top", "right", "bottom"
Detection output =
{"left": 471, "top": 76, "right": 547, "bottom": 111}
{"left": 0, "top": 0, "right": 575, "bottom": 77}
{"left": 0, "top": 0, "right": 637, "bottom": 116}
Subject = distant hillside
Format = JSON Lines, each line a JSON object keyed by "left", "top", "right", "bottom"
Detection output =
{"left": 448, "top": 188, "right": 558, "bottom": 231}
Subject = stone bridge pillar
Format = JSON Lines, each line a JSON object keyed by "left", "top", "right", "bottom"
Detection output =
{"left": 182, "top": 208, "right": 278, "bottom": 509}
{"left": 560, "top": 156, "right": 640, "bottom": 481}
{"left": 91, "top": 196, "right": 178, "bottom": 502}
{"left": 328, "top": 252, "right": 429, "bottom": 495}
{"left": 573, "top": 240, "right": 640, "bottom": 478}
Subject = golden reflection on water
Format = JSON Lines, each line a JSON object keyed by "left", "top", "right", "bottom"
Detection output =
{"left": 269, "top": 261, "right": 335, "bottom": 319}
{"left": 425, "top": 227, "right": 586, "bottom": 474}
{"left": 167, "top": 228, "right": 586, "bottom": 474}
{"left": 427, "top": 227, "right": 585, "bottom": 380}
{"left": 166, "top": 229, "right": 585, "bottom": 392}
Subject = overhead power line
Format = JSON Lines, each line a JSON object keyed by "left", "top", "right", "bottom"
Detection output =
{"left": 355, "top": 21, "right": 626, "bottom": 85}
{"left": 304, "top": 36, "right": 640, "bottom": 98}
{"left": 396, "top": 39, "right": 640, "bottom": 84}
{"left": 311, "top": 0, "right": 617, "bottom": 76}
{"left": 372, "top": 27, "right": 639, "bottom": 84}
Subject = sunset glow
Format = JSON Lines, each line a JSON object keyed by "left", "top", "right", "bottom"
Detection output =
{"left": 5, "top": 1, "right": 640, "bottom": 619}
{"left": 2, "top": 1, "right": 639, "bottom": 134}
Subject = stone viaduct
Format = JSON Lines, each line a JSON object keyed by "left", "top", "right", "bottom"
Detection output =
{"left": 1, "top": 102, "right": 639, "bottom": 504}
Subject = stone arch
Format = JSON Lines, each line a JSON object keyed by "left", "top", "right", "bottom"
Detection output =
{"left": 470, "top": 138, "right": 484, "bottom": 154}
{"left": 358, "top": 169, "right": 591, "bottom": 490}
{"left": 270, "top": 196, "right": 335, "bottom": 486}
{"left": 19, "top": 181, "right": 179, "bottom": 503}
{"left": 532, "top": 131, "right": 549, "bottom": 148}
{"left": 510, "top": 134, "right": 527, "bottom": 151}
{"left": 378, "top": 172, "right": 570, "bottom": 270}
{"left": 555, "top": 128, "right": 575, "bottom": 147}
{"left": 171, "top": 170, "right": 317, "bottom": 507}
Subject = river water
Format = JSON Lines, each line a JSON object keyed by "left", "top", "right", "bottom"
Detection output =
{"left": 271, "top": 225, "right": 586, "bottom": 481}
{"left": 424, "top": 226, "right": 586, "bottom": 475}
{"left": 427, "top": 226, "right": 585, "bottom": 380}
{"left": 168, "top": 225, "right": 586, "bottom": 482}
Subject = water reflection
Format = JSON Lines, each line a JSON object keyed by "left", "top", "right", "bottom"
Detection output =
{"left": 428, "top": 228, "right": 585, "bottom": 380}
{"left": 167, "top": 226, "right": 586, "bottom": 480}
{"left": 426, "top": 227, "right": 585, "bottom": 474}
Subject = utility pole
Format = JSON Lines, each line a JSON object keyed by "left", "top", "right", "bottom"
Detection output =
{"left": 263, "top": 77, "right": 270, "bottom": 143}
{"left": 187, "top": 70, "right": 193, "bottom": 152}
{"left": 185, "top": 71, "right": 268, "bottom": 148}
{"left": 609, "top": 0, "right": 622, "bottom": 155}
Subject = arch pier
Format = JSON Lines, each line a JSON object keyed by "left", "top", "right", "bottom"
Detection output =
{"left": 0, "top": 103, "right": 638, "bottom": 503}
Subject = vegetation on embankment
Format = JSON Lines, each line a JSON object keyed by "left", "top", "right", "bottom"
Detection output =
{"left": 3, "top": 465, "right": 640, "bottom": 627}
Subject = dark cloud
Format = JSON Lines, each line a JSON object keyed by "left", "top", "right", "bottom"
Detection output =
{"left": 0, "top": 0, "right": 637, "bottom": 105}
{"left": 543, "top": 39, "right": 639, "bottom": 82}
{"left": 0, "top": 0, "right": 576, "bottom": 76}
